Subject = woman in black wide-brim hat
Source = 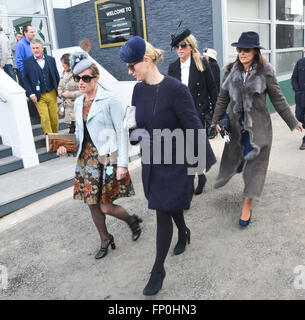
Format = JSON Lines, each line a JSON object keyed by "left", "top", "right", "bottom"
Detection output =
{"left": 212, "top": 31, "right": 302, "bottom": 227}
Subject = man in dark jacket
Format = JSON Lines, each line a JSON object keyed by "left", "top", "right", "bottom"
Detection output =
{"left": 23, "top": 38, "right": 60, "bottom": 134}
{"left": 291, "top": 56, "right": 305, "bottom": 150}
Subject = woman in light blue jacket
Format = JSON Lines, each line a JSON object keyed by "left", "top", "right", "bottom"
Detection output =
{"left": 57, "top": 52, "right": 142, "bottom": 260}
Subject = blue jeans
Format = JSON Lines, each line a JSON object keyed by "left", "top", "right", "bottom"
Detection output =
{"left": 295, "top": 104, "right": 305, "bottom": 143}
{"left": 4, "top": 64, "right": 16, "bottom": 81}
{"left": 295, "top": 103, "right": 305, "bottom": 128}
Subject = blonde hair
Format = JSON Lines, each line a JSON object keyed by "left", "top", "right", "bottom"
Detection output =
{"left": 184, "top": 34, "right": 204, "bottom": 72}
{"left": 144, "top": 41, "right": 164, "bottom": 64}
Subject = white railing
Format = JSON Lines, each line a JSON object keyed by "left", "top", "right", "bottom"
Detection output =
{"left": 0, "top": 69, "right": 39, "bottom": 168}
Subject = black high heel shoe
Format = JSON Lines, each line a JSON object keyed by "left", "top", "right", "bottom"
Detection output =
{"left": 143, "top": 270, "right": 166, "bottom": 296}
{"left": 194, "top": 174, "right": 207, "bottom": 195}
{"left": 128, "top": 214, "right": 143, "bottom": 241}
{"left": 95, "top": 234, "right": 115, "bottom": 259}
{"left": 173, "top": 227, "right": 190, "bottom": 255}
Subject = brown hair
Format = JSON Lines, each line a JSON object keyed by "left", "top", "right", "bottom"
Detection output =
{"left": 23, "top": 25, "right": 32, "bottom": 35}
{"left": 61, "top": 53, "right": 70, "bottom": 66}
{"left": 88, "top": 63, "right": 99, "bottom": 77}
{"left": 227, "top": 48, "right": 266, "bottom": 73}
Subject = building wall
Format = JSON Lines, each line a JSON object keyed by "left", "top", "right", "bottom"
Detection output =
{"left": 55, "top": 0, "right": 214, "bottom": 80}
{"left": 53, "top": 8, "right": 73, "bottom": 49}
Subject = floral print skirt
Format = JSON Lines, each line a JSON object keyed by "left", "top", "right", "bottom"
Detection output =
{"left": 73, "top": 140, "right": 135, "bottom": 204}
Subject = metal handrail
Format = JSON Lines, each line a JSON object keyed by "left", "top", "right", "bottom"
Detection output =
{"left": 0, "top": 95, "right": 7, "bottom": 103}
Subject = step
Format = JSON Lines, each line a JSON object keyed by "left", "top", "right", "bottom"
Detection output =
{"left": 0, "top": 155, "right": 24, "bottom": 175}
{"left": 32, "top": 121, "right": 69, "bottom": 137}
{"left": 34, "top": 126, "right": 70, "bottom": 149}
{"left": 37, "top": 147, "right": 60, "bottom": 163}
{"left": 0, "top": 144, "right": 13, "bottom": 159}
{"left": 0, "top": 156, "right": 75, "bottom": 218}
{"left": 30, "top": 116, "right": 41, "bottom": 126}
{"left": 34, "top": 134, "right": 47, "bottom": 149}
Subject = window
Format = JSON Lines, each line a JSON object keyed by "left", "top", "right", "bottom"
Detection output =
{"left": 0, "top": 0, "right": 51, "bottom": 54}
{"left": 276, "top": 0, "right": 305, "bottom": 22}
{"left": 225, "top": 0, "right": 305, "bottom": 76}
{"left": 276, "top": 50, "right": 303, "bottom": 75}
{"left": 0, "top": 0, "right": 45, "bottom": 15}
{"left": 227, "top": 0, "right": 270, "bottom": 20}
{"left": 276, "top": 24, "right": 304, "bottom": 48}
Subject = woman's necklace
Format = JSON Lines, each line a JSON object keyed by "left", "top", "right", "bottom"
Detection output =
{"left": 85, "top": 86, "right": 97, "bottom": 101}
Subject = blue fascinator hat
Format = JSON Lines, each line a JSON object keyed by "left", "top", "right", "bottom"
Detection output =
{"left": 119, "top": 36, "right": 146, "bottom": 63}
{"left": 70, "top": 51, "right": 94, "bottom": 75}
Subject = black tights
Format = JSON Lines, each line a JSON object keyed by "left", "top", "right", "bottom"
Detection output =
{"left": 152, "top": 210, "right": 186, "bottom": 273}
{"left": 88, "top": 203, "right": 134, "bottom": 248}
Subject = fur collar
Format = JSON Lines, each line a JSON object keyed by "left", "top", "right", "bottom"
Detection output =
{"left": 221, "top": 61, "right": 275, "bottom": 161}
{"left": 222, "top": 61, "right": 275, "bottom": 116}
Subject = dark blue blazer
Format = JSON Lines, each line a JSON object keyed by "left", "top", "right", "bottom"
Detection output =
{"left": 22, "top": 55, "right": 60, "bottom": 101}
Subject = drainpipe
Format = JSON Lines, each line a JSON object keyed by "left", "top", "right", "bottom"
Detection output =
{"left": 45, "top": 0, "right": 59, "bottom": 50}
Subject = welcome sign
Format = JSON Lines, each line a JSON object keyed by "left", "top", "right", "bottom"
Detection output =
{"left": 95, "top": 0, "right": 147, "bottom": 48}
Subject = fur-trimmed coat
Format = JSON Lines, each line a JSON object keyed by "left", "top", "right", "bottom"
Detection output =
{"left": 212, "top": 61, "right": 299, "bottom": 200}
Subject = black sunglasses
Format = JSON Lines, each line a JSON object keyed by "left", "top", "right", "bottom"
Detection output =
{"left": 236, "top": 47, "right": 252, "bottom": 53}
{"left": 127, "top": 60, "right": 142, "bottom": 72}
{"left": 73, "top": 75, "right": 96, "bottom": 83}
{"left": 175, "top": 41, "right": 190, "bottom": 49}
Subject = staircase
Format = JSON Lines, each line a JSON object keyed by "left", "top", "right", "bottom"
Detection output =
{"left": 0, "top": 117, "right": 69, "bottom": 176}
{"left": 0, "top": 135, "right": 24, "bottom": 175}
{"left": 32, "top": 118, "right": 69, "bottom": 163}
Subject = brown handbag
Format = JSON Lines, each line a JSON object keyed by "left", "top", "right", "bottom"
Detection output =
{"left": 46, "top": 133, "right": 77, "bottom": 152}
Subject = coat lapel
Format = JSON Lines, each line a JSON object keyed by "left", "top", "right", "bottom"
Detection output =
{"left": 86, "top": 84, "right": 109, "bottom": 122}
{"left": 172, "top": 59, "right": 181, "bottom": 81}
{"left": 188, "top": 57, "right": 198, "bottom": 91}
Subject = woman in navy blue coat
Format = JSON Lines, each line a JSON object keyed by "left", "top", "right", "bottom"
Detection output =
{"left": 120, "top": 36, "right": 216, "bottom": 296}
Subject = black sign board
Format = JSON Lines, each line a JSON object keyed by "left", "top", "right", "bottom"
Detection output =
{"left": 95, "top": 0, "right": 147, "bottom": 48}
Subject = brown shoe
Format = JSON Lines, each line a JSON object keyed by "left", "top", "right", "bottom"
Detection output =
{"left": 299, "top": 143, "right": 305, "bottom": 150}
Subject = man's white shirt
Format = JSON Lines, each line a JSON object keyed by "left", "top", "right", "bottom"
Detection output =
{"left": 34, "top": 55, "right": 45, "bottom": 69}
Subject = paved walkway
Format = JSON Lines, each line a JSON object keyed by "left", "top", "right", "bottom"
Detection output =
{"left": 0, "top": 108, "right": 305, "bottom": 300}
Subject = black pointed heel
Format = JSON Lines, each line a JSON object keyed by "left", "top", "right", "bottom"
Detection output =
{"left": 129, "top": 214, "right": 143, "bottom": 241}
{"left": 95, "top": 234, "right": 115, "bottom": 259}
{"left": 143, "top": 270, "right": 166, "bottom": 296}
{"left": 194, "top": 174, "right": 207, "bottom": 195}
{"left": 173, "top": 227, "right": 190, "bottom": 255}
